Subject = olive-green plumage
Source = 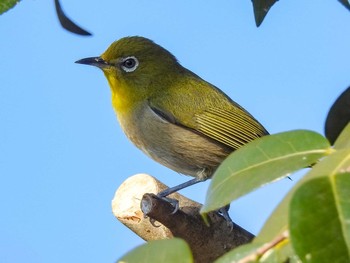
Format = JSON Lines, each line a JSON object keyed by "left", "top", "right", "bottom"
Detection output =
{"left": 76, "top": 36, "right": 268, "bottom": 182}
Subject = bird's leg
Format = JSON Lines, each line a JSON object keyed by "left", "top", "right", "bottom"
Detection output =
{"left": 157, "top": 177, "right": 206, "bottom": 197}
{"left": 157, "top": 178, "right": 234, "bottom": 228}
{"left": 218, "top": 205, "right": 234, "bottom": 229}
{"left": 156, "top": 177, "right": 206, "bottom": 214}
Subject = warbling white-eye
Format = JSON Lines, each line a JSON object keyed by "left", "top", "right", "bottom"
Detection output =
{"left": 76, "top": 36, "right": 268, "bottom": 220}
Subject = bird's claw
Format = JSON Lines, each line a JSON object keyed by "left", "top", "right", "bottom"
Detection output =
{"left": 149, "top": 218, "right": 161, "bottom": 227}
{"left": 145, "top": 195, "right": 180, "bottom": 227}
{"left": 157, "top": 195, "right": 179, "bottom": 214}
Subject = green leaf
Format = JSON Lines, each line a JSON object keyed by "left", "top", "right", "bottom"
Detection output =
{"left": 215, "top": 239, "right": 297, "bottom": 263}
{"left": 252, "top": 0, "right": 278, "bottom": 27}
{"left": 259, "top": 243, "right": 300, "bottom": 263}
{"left": 255, "top": 149, "right": 350, "bottom": 244}
{"left": 289, "top": 173, "right": 350, "bottom": 263}
{"left": 118, "top": 238, "right": 193, "bottom": 263}
{"left": 201, "top": 130, "right": 331, "bottom": 214}
{"left": 0, "top": 0, "right": 19, "bottom": 15}
{"left": 334, "top": 123, "right": 350, "bottom": 150}
{"left": 214, "top": 243, "right": 262, "bottom": 263}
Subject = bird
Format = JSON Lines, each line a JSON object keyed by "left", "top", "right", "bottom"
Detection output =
{"left": 76, "top": 36, "right": 268, "bottom": 222}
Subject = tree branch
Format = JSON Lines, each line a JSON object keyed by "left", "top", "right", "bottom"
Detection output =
{"left": 112, "top": 173, "right": 254, "bottom": 263}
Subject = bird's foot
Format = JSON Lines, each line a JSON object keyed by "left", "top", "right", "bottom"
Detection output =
{"left": 218, "top": 205, "right": 234, "bottom": 230}
{"left": 156, "top": 195, "right": 180, "bottom": 214}
{"left": 144, "top": 195, "right": 179, "bottom": 226}
{"left": 149, "top": 218, "right": 161, "bottom": 227}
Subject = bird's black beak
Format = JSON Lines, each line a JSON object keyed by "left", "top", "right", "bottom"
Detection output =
{"left": 75, "top": 56, "right": 110, "bottom": 69}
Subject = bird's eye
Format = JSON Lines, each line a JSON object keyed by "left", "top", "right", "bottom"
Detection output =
{"left": 120, "top": 56, "right": 139, "bottom": 72}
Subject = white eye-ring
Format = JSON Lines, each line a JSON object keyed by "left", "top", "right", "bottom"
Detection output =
{"left": 120, "top": 56, "right": 139, "bottom": 72}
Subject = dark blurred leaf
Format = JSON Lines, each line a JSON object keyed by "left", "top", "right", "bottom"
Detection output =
{"left": 339, "top": 0, "right": 350, "bottom": 11}
{"left": 0, "top": 0, "right": 19, "bottom": 15}
{"left": 252, "top": 0, "right": 278, "bottom": 27}
{"left": 325, "top": 87, "right": 350, "bottom": 145}
{"left": 54, "top": 0, "right": 92, "bottom": 36}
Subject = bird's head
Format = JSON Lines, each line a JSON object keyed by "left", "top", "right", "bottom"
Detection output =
{"left": 76, "top": 36, "right": 182, "bottom": 111}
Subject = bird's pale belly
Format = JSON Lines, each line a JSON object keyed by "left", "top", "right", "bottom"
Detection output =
{"left": 117, "top": 103, "right": 232, "bottom": 180}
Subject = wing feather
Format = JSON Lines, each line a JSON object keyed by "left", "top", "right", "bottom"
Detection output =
{"left": 148, "top": 72, "right": 268, "bottom": 150}
{"left": 195, "top": 107, "right": 268, "bottom": 149}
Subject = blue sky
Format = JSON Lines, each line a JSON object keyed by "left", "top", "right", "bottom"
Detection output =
{"left": 1, "top": 1, "right": 349, "bottom": 262}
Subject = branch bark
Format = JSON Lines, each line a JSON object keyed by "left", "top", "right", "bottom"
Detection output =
{"left": 112, "top": 173, "right": 254, "bottom": 263}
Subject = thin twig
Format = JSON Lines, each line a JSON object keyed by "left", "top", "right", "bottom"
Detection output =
{"left": 238, "top": 230, "right": 289, "bottom": 263}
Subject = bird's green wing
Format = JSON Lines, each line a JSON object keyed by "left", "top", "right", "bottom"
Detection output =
{"left": 149, "top": 98, "right": 268, "bottom": 151}
{"left": 193, "top": 106, "right": 268, "bottom": 149}
{"left": 149, "top": 71, "right": 268, "bottom": 150}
